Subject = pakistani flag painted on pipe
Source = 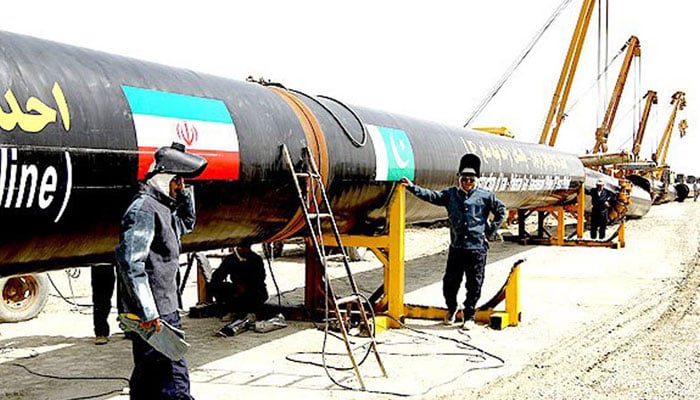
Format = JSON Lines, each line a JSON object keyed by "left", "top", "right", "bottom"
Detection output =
{"left": 367, "top": 124, "right": 415, "bottom": 181}
{"left": 122, "top": 86, "right": 240, "bottom": 181}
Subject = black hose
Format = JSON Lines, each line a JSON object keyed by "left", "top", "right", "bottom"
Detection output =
{"left": 262, "top": 243, "right": 283, "bottom": 308}
{"left": 289, "top": 89, "right": 367, "bottom": 147}
{"left": 317, "top": 95, "right": 368, "bottom": 147}
{"left": 9, "top": 362, "right": 128, "bottom": 400}
{"left": 46, "top": 273, "right": 92, "bottom": 308}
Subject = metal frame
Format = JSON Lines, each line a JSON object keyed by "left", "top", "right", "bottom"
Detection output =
{"left": 514, "top": 185, "right": 625, "bottom": 249}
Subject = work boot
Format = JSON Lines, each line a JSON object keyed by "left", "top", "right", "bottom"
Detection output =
{"left": 221, "top": 312, "right": 235, "bottom": 322}
{"left": 461, "top": 320, "right": 476, "bottom": 330}
{"left": 443, "top": 309, "right": 458, "bottom": 326}
{"left": 94, "top": 336, "right": 109, "bottom": 345}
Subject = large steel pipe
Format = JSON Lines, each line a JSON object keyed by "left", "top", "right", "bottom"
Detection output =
{"left": 0, "top": 31, "right": 640, "bottom": 276}
{"left": 584, "top": 169, "right": 652, "bottom": 218}
{"left": 579, "top": 151, "right": 632, "bottom": 167}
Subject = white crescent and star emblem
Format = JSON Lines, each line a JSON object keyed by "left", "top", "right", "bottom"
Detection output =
{"left": 390, "top": 134, "right": 410, "bottom": 169}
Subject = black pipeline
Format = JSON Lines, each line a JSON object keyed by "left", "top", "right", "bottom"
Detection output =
{"left": 0, "top": 30, "right": 648, "bottom": 275}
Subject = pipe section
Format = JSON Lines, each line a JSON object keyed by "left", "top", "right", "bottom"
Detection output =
{"left": 0, "top": 31, "right": 644, "bottom": 275}
{"left": 579, "top": 150, "right": 632, "bottom": 167}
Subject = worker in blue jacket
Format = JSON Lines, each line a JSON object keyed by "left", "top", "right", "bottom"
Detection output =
{"left": 116, "top": 142, "right": 207, "bottom": 400}
{"left": 400, "top": 155, "right": 506, "bottom": 330}
{"left": 588, "top": 179, "right": 613, "bottom": 240}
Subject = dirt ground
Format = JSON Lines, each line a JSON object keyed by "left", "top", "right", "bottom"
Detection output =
{"left": 1, "top": 200, "right": 699, "bottom": 399}
{"left": 452, "top": 202, "right": 700, "bottom": 400}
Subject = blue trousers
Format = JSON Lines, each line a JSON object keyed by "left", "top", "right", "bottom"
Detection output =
{"left": 443, "top": 247, "right": 487, "bottom": 321}
{"left": 130, "top": 311, "right": 193, "bottom": 400}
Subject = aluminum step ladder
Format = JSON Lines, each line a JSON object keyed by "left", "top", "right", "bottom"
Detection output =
{"left": 280, "top": 144, "right": 387, "bottom": 389}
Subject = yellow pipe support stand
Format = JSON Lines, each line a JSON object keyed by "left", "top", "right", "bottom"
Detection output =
{"left": 474, "top": 259, "right": 523, "bottom": 330}
{"left": 324, "top": 185, "right": 527, "bottom": 331}
{"left": 614, "top": 219, "right": 626, "bottom": 249}
{"left": 555, "top": 206, "right": 565, "bottom": 246}
{"left": 522, "top": 184, "right": 624, "bottom": 249}
{"left": 386, "top": 185, "right": 406, "bottom": 327}
{"left": 504, "top": 262, "right": 521, "bottom": 326}
{"left": 576, "top": 184, "right": 585, "bottom": 239}
{"left": 323, "top": 185, "right": 406, "bottom": 329}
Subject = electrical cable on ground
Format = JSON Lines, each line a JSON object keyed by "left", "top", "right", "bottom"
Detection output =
{"left": 46, "top": 273, "right": 92, "bottom": 308}
{"left": 8, "top": 362, "right": 128, "bottom": 400}
{"left": 259, "top": 245, "right": 354, "bottom": 345}
{"left": 258, "top": 239, "right": 505, "bottom": 395}
{"left": 286, "top": 312, "right": 505, "bottom": 396}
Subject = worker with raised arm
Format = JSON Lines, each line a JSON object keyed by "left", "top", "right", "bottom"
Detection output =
{"left": 587, "top": 179, "right": 613, "bottom": 240}
{"left": 400, "top": 154, "right": 506, "bottom": 330}
{"left": 115, "top": 142, "right": 207, "bottom": 399}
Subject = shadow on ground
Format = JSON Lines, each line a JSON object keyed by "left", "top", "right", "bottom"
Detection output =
{"left": 0, "top": 240, "right": 531, "bottom": 399}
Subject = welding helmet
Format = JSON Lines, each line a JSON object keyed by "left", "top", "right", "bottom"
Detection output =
{"left": 457, "top": 153, "right": 481, "bottom": 177}
{"left": 146, "top": 142, "right": 208, "bottom": 179}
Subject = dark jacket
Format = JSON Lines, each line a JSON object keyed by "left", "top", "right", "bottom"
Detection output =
{"left": 116, "top": 184, "right": 195, "bottom": 321}
{"left": 589, "top": 187, "right": 613, "bottom": 215}
{"left": 407, "top": 184, "right": 507, "bottom": 250}
{"left": 210, "top": 250, "right": 268, "bottom": 306}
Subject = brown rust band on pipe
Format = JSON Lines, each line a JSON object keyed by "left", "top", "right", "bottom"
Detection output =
{"left": 264, "top": 86, "right": 329, "bottom": 242}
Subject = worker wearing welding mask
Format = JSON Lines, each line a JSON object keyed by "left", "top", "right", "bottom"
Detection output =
{"left": 116, "top": 142, "right": 207, "bottom": 399}
{"left": 400, "top": 154, "right": 506, "bottom": 330}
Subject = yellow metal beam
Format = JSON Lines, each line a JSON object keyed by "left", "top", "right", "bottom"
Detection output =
{"left": 386, "top": 186, "right": 406, "bottom": 327}
{"left": 576, "top": 184, "right": 585, "bottom": 239}
{"left": 540, "top": 0, "right": 596, "bottom": 146}
{"left": 504, "top": 262, "right": 521, "bottom": 326}
{"left": 319, "top": 186, "right": 406, "bottom": 328}
{"left": 368, "top": 247, "right": 389, "bottom": 267}
{"left": 473, "top": 126, "right": 514, "bottom": 138}
{"left": 321, "top": 234, "right": 390, "bottom": 248}
{"left": 474, "top": 259, "right": 524, "bottom": 329}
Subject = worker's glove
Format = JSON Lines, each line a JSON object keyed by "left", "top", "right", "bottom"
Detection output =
{"left": 140, "top": 317, "right": 162, "bottom": 333}
{"left": 175, "top": 186, "right": 192, "bottom": 205}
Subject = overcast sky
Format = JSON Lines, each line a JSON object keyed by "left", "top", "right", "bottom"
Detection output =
{"left": 3, "top": 1, "right": 697, "bottom": 174}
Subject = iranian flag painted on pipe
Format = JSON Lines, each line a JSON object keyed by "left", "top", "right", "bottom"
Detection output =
{"left": 121, "top": 85, "right": 240, "bottom": 181}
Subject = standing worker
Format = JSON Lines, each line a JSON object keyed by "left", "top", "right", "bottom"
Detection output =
{"left": 693, "top": 180, "right": 699, "bottom": 202}
{"left": 400, "top": 154, "right": 506, "bottom": 330}
{"left": 91, "top": 265, "right": 116, "bottom": 345}
{"left": 116, "top": 142, "right": 207, "bottom": 399}
{"left": 588, "top": 179, "right": 613, "bottom": 240}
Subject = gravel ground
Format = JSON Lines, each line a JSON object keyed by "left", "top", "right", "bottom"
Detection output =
{"left": 444, "top": 200, "right": 700, "bottom": 400}
{"left": 1, "top": 200, "right": 699, "bottom": 399}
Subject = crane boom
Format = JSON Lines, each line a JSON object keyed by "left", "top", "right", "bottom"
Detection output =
{"left": 631, "top": 90, "right": 657, "bottom": 161}
{"left": 653, "top": 91, "right": 686, "bottom": 166}
{"left": 540, "top": 0, "right": 597, "bottom": 147}
{"left": 592, "top": 36, "right": 641, "bottom": 153}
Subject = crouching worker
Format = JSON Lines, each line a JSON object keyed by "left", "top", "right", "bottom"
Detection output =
{"left": 209, "top": 244, "right": 269, "bottom": 327}
{"left": 116, "top": 142, "right": 207, "bottom": 400}
{"left": 400, "top": 154, "right": 506, "bottom": 330}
